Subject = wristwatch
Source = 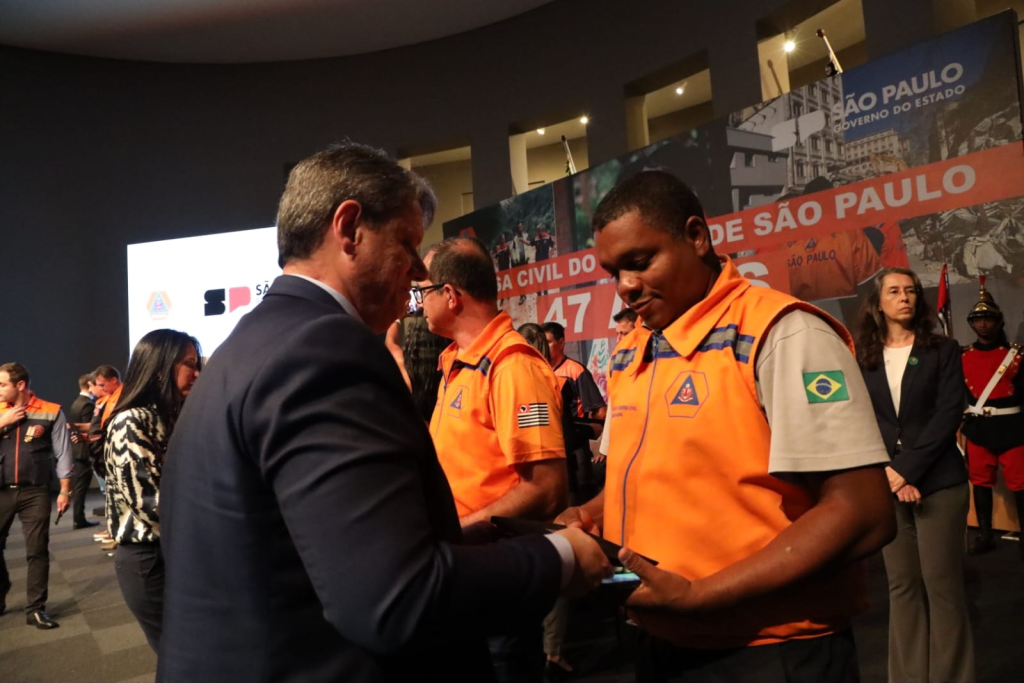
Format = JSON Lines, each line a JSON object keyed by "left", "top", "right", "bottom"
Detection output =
{"left": 58, "top": 491, "right": 71, "bottom": 497}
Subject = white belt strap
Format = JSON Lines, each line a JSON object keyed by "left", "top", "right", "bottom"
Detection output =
{"left": 969, "top": 406, "right": 1022, "bottom": 416}
{"left": 966, "top": 346, "right": 1020, "bottom": 416}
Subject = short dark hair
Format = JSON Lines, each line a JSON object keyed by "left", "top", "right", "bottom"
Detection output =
{"left": 593, "top": 170, "right": 707, "bottom": 242}
{"left": 0, "top": 362, "right": 29, "bottom": 386}
{"left": 541, "top": 322, "right": 565, "bottom": 341}
{"left": 94, "top": 365, "right": 121, "bottom": 381}
{"left": 114, "top": 329, "right": 203, "bottom": 436}
{"left": 277, "top": 141, "right": 437, "bottom": 268}
{"left": 427, "top": 237, "right": 498, "bottom": 302}
{"left": 78, "top": 373, "right": 94, "bottom": 391}
{"left": 613, "top": 308, "right": 638, "bottom": 324}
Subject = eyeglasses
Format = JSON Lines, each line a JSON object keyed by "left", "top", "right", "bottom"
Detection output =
{"left": 410, "top": 284, "right": 445, "bottom": 305}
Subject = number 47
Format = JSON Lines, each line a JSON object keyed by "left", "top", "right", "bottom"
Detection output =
{"left": 543, "top": 293, "right": 591, "bottom": 334}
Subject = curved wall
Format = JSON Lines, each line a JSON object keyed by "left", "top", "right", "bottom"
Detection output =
{"left": 0, "top": 0, "right": 963, "bottom": 397}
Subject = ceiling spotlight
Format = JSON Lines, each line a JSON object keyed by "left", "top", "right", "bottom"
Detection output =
{"left": 537, "top": 128, "right": 546, "bottom": 135}
{"left": 675, "top": 85, "right": 685, "bottom": 95}
{"left": 580, "top": 116, "right": 589, "bottom": 125}
{"left": 784, "top": 40, "right": 796, "bottom": 53}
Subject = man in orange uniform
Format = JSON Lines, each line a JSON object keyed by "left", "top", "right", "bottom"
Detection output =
{"left": 559, "top": 171, "right": 896, "bottom": 682}
{"left": 421, "top": 236, "right": 569, "bottom": 683}
{"left": 543, "top": 322, "right": 605, "bottom": 501}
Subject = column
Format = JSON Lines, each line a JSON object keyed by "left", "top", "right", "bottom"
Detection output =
{"left": 709, "top": 21, "right": 763, "bottom": 117}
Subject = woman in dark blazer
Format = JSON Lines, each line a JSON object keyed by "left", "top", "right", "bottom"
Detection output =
{"left": 856, "top": 267, "right": 975, "bottom": 683}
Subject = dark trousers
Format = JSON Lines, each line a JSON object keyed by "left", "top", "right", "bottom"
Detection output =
{"left": 488, "top": 626, "right": 544, "bottom": 683}
{"left": 637, "top": 630, "right": 860, "bottom": 683}
{"left": 114, "top": 542, "right": 164, "bottom": 652}
{"left": 882, "top": 483, "right": 976, "bottom": 683}
{"left": 71, "top": 458, "right": 94, "bottom": 524}
{"left": 0, "top": 485, "right": 52, "bottom": 613}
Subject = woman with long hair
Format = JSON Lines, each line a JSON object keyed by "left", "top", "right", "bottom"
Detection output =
{"left": 104, "top": 329, "right": 202, "bottom": 652}
{"left": 856, "top": 267, "right": 975, "bottom": 683}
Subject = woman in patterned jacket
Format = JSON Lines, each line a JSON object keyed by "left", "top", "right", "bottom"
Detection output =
{"left": 104, "top": 329, "right": 202, "bottom": 652}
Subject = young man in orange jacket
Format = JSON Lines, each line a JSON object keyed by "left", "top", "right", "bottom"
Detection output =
{"left": 559, "top": 171, "right": 896, "bottom": 682}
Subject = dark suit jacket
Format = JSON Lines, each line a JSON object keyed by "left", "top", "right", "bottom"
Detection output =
{"left": 860, "top": 335, "right": 968, "bottom": 497}
{"left": 157, "top": 276, "right": 562, "bottom": 683}
{"left": 68, "top": 394, "right": 95, "bottom": 462}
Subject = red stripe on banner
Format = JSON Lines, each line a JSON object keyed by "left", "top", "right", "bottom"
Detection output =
{"left": 497, "top": 142, "right": 1024, "bottom": 300}
{"left": 706, "top": 142, "right": 1024, "bottom": 254}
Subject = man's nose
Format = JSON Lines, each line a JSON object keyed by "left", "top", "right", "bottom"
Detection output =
{"left": 618, "top": 272, "right": 642, "bottom": 301}
{"left": 410, "top": 253, "right": 428, "bottom": 281}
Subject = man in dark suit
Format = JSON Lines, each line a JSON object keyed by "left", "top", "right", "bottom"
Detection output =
{"left": 157, "top": 142, "right": 611, "bottom": 683}
{"left": 68, "top": 374, "right": 98, "bottom": 529}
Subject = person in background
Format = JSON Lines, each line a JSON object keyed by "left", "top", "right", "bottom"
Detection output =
{"left": 856, "top": 267, "right": 975, "bottom": 683}
{"left": 543, "top": 322, "right": 605, "bottom": 501}
{"left": 531, "top": 224, "right": 555, "bottom": 262}
{"left": 399, "top": 310, "right": 451, "bottom": 423}
{"left": 421, "top": 236, "right": 570, "bottom": 683}
{"left": 88, "top": 365, "right": 123, "bottom": 550}
{"left": 960, "top": 279, "right": 1024, "bottom": 558}
{"left": 559, "top": 170, "right": 896, "bottom": 682}
{"left": 104, "top": 329, "right": 202, "bottom": 652}
{"left": 595, "top": 308, "right": 641, "bottom": 471}
{"left": 612, "top": 308, "right": 638, "bottom": 347}
{"left": 0, "top": 363, "right": 74, "bottom": 629}
{"left": 88, "top": 365, "right": 123, "bottom": 479}
{"left": 86, "top": 375, "right": 107, "bottom": 496}
{"left": 518, "top": 321, "right": 576, "bottom": 681}
{"left": 69, "top": 373, "right": 99, "bottom": 529}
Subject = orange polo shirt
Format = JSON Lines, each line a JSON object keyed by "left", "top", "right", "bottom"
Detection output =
{"left": 604, "top": 258, "right": 866, "bottom": 648}
{"left": 430, "top": 312, "right": 565, "bottom": 518}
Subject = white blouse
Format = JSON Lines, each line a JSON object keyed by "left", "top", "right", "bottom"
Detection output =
{"left": 883, "top": 344, "right": 914, "bottom": 416}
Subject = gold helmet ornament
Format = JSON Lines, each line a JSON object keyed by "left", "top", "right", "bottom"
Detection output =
{"left": 967, "top": 275, "right": 1002, "bottom": 321}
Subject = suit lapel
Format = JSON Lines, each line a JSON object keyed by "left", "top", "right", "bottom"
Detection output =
{"left": 897, "top": 341, "right": 923, "bottom": 415}
{"left": 867, "top": 364, "right": 898, "bottom": 421}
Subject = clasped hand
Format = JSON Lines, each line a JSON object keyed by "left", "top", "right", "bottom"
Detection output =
{"left": 886, "top": 466, "right": 921, "bottom": 503}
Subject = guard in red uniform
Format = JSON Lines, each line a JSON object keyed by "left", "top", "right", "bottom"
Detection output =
{"left": 961, "top": 278, "right": 1024, "bottom": 557}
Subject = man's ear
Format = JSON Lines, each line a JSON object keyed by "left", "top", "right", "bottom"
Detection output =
{"left": 685, "top": 215, "right": 712, "bottom": 258}
{"left": 444, "top": 284, "right": 461, "bottom": 312}
{"left": 332, "top": 200, "right": 364, "bottom": 256}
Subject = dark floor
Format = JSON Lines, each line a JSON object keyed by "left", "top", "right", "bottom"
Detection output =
{"left": 1, "top": 491, "right": 1021, "bottom": 682}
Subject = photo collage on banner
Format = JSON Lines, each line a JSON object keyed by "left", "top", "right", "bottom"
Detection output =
{"left": 445, "top": 11, "right": 1024, "bottom": 399}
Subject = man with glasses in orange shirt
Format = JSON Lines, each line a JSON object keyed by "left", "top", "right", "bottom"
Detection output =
{"left": 417, "top": 236, "right": 569, "bottom": 683}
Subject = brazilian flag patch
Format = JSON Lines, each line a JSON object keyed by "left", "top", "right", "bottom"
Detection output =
{"left": 803, "top": 371, "right": 850, "bottom": 403}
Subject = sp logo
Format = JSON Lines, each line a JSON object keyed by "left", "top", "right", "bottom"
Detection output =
{"left": 204, "top": 287, "right": 252, "bottom": 316}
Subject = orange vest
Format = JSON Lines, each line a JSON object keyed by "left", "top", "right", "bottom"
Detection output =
{"left": 0, "top": 395, "right": 62, "bottom": 486}
{"left": 604, "top": 258, "right": 865, "bottom": 648}
{"left": 430, "top": 312, "right": 565, "bottom": 517}
{"left": 100, "top": 385, "right": 123, "bottom": 427}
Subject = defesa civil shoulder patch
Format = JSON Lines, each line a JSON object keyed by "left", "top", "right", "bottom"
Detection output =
{"left": 803, "top": 371, "right": 850, "bottom": 403}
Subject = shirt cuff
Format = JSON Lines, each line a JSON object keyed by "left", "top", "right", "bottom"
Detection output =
{"left": 544, "top": 533, "right": 575, "bottom": 589}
